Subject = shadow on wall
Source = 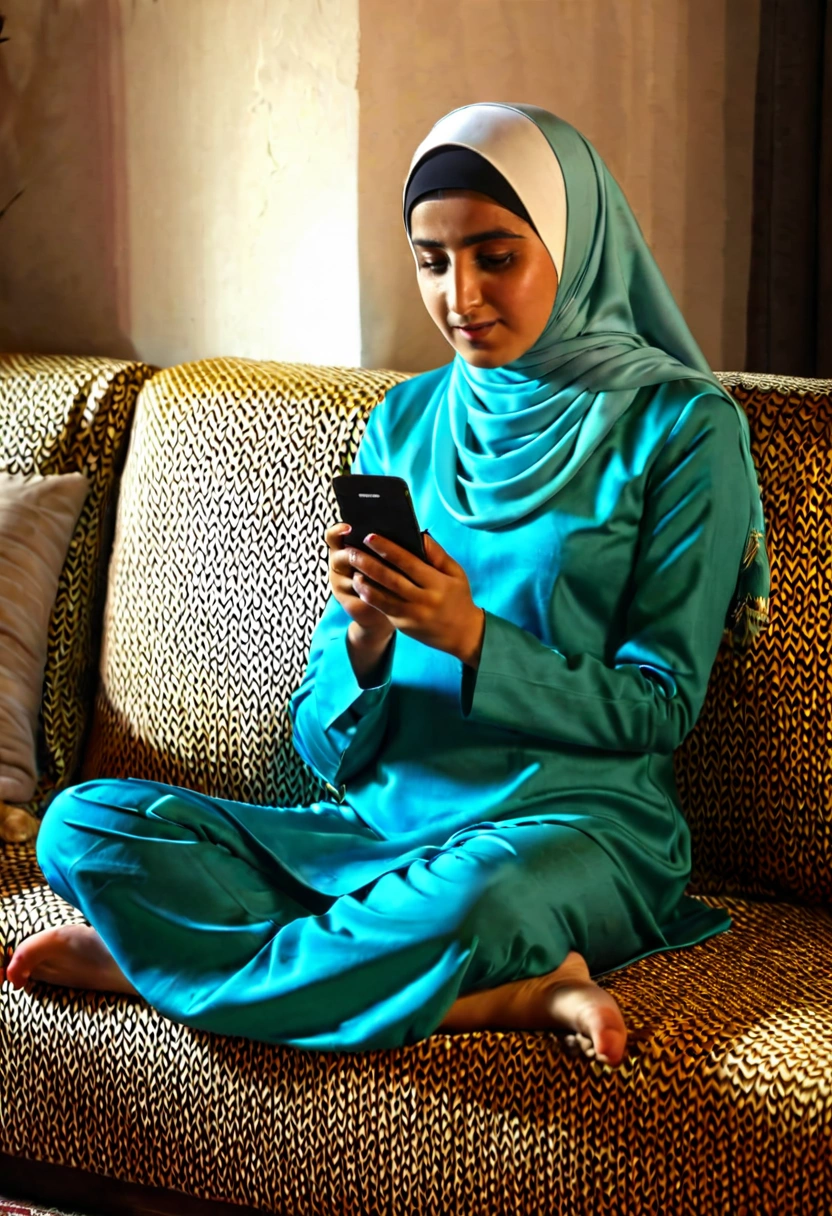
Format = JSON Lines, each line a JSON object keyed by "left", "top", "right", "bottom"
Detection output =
{"left": 0, "top": 1, "right": 137, "bottom": 359}
{"left": 719, "top": 0, "right": 761, "bottom": 375}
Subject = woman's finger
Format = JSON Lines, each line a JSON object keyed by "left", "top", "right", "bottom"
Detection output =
{"left": 330, "top": 547, "right": 358, "bottom": 577}
{"left": 362, "top": 534, "right": 431, "bottom": 588}
{"left": 353, "top": 570, "right": 403, "bottom": 610}
{"left": 331, "top": 566, "right": 358, "bottom": 596}
{"left": 349, "top": 546, "right": 412, "bottom": 598}
{"left": 324, "top": 522, "right": 352, "bottom": 551}
{"left": 422, "top": 531, "right": 459, "bottom": 575}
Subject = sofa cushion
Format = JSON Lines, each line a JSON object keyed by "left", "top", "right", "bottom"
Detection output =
{"left": 677, "top": 371, "right": 832, "bottom": 901}
{"left": 0, "top": 355, "right": 154, "bottom": 817}
{"left": 0, "top": 472, "right": 90, "bottom": 803}
{"left": 81, "top": 357, "right": 408, "bottom": 808}
{"left": 1, "top": 839, "right": 829, "bottom": 1214}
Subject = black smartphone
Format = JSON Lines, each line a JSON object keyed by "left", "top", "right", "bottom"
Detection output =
{"left": 332, "top": 474, "right": 426, "bottom": 570}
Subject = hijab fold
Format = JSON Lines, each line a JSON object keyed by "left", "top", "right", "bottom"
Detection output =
{"left": 403, "top": 103, "right": 770, "bottom": 651}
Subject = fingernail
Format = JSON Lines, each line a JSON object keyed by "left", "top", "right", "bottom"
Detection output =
{"left": 342, "top": 524, "right": 352, "bottom": 533}
{"left": 364, "top": 533, "right": 376, "bottom": 544}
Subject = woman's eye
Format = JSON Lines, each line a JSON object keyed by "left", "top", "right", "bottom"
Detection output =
{"left": 418, "top": 253, "right": 514, "bottom": 275}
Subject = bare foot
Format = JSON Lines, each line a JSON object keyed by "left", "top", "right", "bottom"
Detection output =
{"left": 0, "top": 801, "right": 40, "bottom": 843}
{"left": 2, "top": 926, "right": 138, "bottom": 996}
{"left": 439, "top": 951, "right": 628, "bottom": 1066}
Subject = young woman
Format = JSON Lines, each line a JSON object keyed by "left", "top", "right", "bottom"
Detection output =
{"left": 3, "top": 103, "right": 769, "bottom": 1068}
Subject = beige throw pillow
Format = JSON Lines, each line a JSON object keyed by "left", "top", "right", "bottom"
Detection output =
{"left": 0, "top": 470, "right": 90, "bottom": 804}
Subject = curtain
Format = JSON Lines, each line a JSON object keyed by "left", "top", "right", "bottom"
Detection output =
{"left": 746, "top": 0, "right": 831, "bottom": 377}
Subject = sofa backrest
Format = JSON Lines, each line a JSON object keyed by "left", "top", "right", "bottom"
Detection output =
{"left": 677, "top": 371, "right": 832, "bottom": 902}
{"left": 0, "top": 353, "right": 153, "bottom": 816}
{"left": 81, "top": 358, "right": 832, "bottom": 904}
{"left": 81, "top": 357, "right": 407, "bottom": 809}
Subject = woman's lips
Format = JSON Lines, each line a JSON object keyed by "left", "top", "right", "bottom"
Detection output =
{"left": 456, "top": 321, "right": 498, "bottom": 341}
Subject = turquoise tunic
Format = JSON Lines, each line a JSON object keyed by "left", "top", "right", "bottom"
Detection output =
{"left": 36, "top": 366, "right": 750, "bottom": 1052}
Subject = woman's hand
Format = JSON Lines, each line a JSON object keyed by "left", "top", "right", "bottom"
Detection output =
{"left": 346, "top": 531, "right": 486, "bottom": 668}
{"left": 325, "top": 522, "right": 395, "bottom": 640}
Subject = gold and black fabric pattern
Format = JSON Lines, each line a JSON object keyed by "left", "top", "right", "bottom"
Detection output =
{"left": 82, "top": 359, "right": 832, "bottom": 904}
{"left": 1, "top": 839, "right": 830, "bottom": 1214}
{"left": 81, "top": 358, "right": 408, "bottom": 808}
{"left": 677, "top": 371, "right": 832, "bottom": 903}
{"left": 0, "top": 354, "right": 154, "bottom": 817}
{"left": 2, "top": 359, "right": 832, "bottom": 1212}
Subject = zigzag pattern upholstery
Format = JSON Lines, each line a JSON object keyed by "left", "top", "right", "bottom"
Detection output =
{"left": 1, "top": 358, "right": 830, "bottom": 1213}
{"left": 81, "top": 357, "right": 408, "bottom": 806}
{"left": 0, "top": 354, "right": 154, "bottom": 816}
{"left": 677, "top": 371, "right": 832, "bottom": 901}
{"left": 1, "top": 843, "right": 830, "bottom": 1214}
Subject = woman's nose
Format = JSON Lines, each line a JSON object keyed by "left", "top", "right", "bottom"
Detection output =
{"left": 446, "top": 260, "right": 483, "bottom": 318}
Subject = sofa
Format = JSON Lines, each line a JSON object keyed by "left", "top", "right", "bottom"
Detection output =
{"left": 1, "top": 352, "right": 830, "bottom": 1216}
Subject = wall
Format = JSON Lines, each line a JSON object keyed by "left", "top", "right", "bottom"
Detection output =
{"left": 0, "top": 0, "right": 760, "bottom": 372}
{"left": 358, "top": 0, "right": 761, "bottom": 373}
{"left": 0, "top": 0, "right": 361, "bottom": 367}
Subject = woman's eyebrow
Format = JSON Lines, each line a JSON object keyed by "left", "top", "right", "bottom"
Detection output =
{"left": 412, "top": 228, "right": 527, "bottom": 249}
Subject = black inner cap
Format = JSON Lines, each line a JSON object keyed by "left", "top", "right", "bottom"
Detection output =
{"left": 405, "top": 146, "right": 536, "bottom": 234}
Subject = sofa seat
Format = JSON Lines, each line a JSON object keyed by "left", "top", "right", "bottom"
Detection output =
{"left": 1, "top": 839, "right": 829, "bottom": 1215}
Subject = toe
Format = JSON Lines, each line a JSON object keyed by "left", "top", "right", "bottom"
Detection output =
{"left": 5, "top": 937, "right": 40, "bottom": 990}
{"left": 595, "top": 1024, "right": 628, "bottom": 1065}
{"left": 578, "top": 997, "right": 628, "bottom": 1066}
{"left": 5, "top": 953, "right": 28, "bottom": 989}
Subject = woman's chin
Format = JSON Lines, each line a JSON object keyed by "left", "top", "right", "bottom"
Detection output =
{"left": 452, "top": 343, "right": 512, "bottom": 369}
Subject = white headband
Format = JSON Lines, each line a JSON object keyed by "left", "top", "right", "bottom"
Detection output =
{"left": 404, "top": 103, "right": 567, "bottom": 280}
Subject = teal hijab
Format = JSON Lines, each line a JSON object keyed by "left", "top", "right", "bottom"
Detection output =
{"left": 403, "top": 103, "right": 770, "bottom": 651}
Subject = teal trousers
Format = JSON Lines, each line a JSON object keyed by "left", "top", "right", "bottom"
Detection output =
{"left": 36, "top": 777, "right": 672, "bottom": 1051}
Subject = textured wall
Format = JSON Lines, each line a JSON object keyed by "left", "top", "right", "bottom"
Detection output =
{"left": 358, "top": 0, "right": 761, "bottom": 373}
{"left": 0, "top": 0, "right": 759, "bottom": 372}
{"left": 0, "top": 0, "right": 360, "bottom": 367}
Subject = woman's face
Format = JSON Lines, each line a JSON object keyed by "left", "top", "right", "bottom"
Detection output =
{"left": 409, "top": 189, "right": 559, "bottom": 368}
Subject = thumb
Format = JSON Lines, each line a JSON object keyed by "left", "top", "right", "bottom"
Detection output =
{"left": 422, "top": 531, "right": 457, "bottom": 573}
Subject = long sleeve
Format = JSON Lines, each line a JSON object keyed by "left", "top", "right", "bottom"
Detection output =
{"left": 288, "top": 595, "right": 395, "bottom": 789}
{"left": 461, "top": 395, "right": 752, "bottom": 755}
{"left": 288, "top": 405, "right": 396, "bottom": 790}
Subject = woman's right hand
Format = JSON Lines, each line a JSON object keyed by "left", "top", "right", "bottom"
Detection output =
{"left": 325, "top": 522, "right": 395, "bottom": 639}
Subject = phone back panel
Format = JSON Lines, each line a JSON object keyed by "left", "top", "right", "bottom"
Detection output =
{"left": 333, "top": 475, "right": 425, "bottom": 562}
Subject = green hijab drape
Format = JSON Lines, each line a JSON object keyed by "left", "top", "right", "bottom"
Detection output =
{"left": 403, "top": 103, "right": 770, "bottom": 650}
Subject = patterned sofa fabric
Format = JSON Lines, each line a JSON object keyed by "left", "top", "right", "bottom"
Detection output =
{"left": 0, "top": 355, "right": 154, "bottom": 816}
{"left": 1, "top": 359, "right": 830, "bottom": 1214}
{"left": 82, "top": 359, "right": 832, "bottom": 903}
{"left": 81, "top": 357, "right": 408, "bottom": 808}
{"left": 2, "top": 841, "right": 830, "bottom": 1215}
{"left": 678, "top": 371, "right": 832, "bottom": 901}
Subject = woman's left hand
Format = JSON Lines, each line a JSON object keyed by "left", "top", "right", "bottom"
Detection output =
{"left": 347, "top": 532, "right": 486, "bottom": 668}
